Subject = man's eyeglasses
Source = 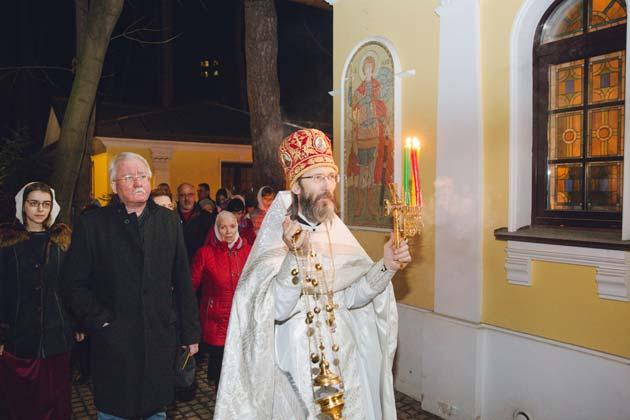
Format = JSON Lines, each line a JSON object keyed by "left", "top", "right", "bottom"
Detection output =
{"left": 26, "top": 200, "right": 52, "bottom": 209}
{"left": 300, "top": 174, "right": 340, "bottom": 184}
{"left": 115, "top": 174, "right": 149, "bottom": 184}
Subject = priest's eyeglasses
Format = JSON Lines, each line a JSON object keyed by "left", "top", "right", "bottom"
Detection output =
{"left": 115, "top": 174, "right": 149, "bottom": 184}
{"left": 26, "top": 200, "right": 52, "bottom": 209}
{"left": 300, "top": 174, "right": 340, "bottom": 184}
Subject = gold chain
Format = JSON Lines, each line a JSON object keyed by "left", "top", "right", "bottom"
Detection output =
{"left": 290, "top": 222, "right": 344, "bottom": 405}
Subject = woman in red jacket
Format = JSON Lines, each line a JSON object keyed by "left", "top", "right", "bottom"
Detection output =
{"left": 190, "top": 211, "right": 251, "bottom": 386}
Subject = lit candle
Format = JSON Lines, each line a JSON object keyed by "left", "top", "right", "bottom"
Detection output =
{"left": 410, "top": 139, "right": 418, "bottom": 207}
{"left": 413, "top": 137, "right": 423, "bottom": 208}
{"left": 404, "top": 137, "right": 412, "bottom": 205}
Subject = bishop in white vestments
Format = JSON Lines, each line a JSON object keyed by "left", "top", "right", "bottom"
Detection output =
{"left": 214, "top": 129, "right": 412, "bottom": 420}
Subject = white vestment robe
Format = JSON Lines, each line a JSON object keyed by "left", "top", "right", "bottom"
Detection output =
{"left": 214, "top": 191, "right": 399, "bottom": 420}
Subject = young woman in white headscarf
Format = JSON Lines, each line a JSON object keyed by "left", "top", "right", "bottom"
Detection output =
{"left": 248, "top": 186, "right": 275, "bottom": 233}
{"left": 0, "top": 182, "right": 83, "bottom": 420}
{"left": 190, "top": 211, "right": 252, "bottom": 387}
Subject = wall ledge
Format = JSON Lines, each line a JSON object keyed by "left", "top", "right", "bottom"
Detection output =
{"left": 495, "top": 226, "right": 630, "bottom": 251}
{"left": 496, "top": 239, "right": 630, "bottom": 302}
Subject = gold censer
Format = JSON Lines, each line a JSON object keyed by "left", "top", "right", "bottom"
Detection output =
{"left": 313, "top": 357, "right": 345, "bottom": 420}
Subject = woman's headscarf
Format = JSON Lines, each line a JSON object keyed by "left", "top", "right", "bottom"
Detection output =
{"left": 14, "top": 182, "right": 61, "bottom": 228}
{"left": 214, "top": 211, "right": 240, "bottom": 249}
{"left": 256, "top": 186, "right": 274, "bottom": 211}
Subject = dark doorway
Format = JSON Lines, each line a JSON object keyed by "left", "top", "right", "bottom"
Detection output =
{"left": 221, "top": 162, "right": 254, "bottom": 194}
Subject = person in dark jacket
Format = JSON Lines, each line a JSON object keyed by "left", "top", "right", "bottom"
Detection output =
{"left": 215, "top": 187, "right": 229, "bottom": 212}
{"left": 190, "top": 211, "right": 251, "bottom": 386}
{"left": 0, "top": 181, "right": 82, "bottom": 420}
{"left": 225, "top": 197, "right": 256, "bottom": 246}
{"left": 63, "top": 152, "right": 200, "bottom": 420}
{"left": 177, "top": 183, "right": 214, "bottom": 262}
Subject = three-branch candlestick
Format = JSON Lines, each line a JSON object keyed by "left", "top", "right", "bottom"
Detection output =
{"left": 384, "top": 183, "right": 423, "bottom": 248}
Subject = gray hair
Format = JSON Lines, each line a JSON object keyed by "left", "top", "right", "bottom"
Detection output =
{"left": 108, "top": 152, "right": 153, "bottom": 183}
{"left": 216, "top": 210, "right": 237, "bottom": 226}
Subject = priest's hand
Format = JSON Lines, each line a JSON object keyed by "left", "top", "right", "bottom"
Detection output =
{"left": 384, "top": 236, "right": 411, "bottom": 271}
{"left": 283, "top": 217, "right": 309, "bottom": 251}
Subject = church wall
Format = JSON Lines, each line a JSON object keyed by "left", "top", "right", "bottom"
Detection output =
{"left": 333, "top": 0, "right": 440, "bottom": 311}
{"left": 480, "top": 0, "right": 630, "bottom": 358}
{"left": 334, "top": 0, "right": 630, "bottom": 418}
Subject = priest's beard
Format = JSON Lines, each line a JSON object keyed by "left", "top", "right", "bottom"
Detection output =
{"left": 300, "top": 191, "right": 336, "bottom": 224}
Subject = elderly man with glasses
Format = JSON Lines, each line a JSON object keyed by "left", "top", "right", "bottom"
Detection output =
{"left": 63, "top": 152, "right": 200, "bottom": 420}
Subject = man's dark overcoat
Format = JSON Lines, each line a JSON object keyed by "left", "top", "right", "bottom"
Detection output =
{"left": 63, "top": 200, "right": 200, "bottom": 418}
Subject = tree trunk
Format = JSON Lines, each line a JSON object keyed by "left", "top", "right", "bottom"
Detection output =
{"left": 244, "top": 0, "right": 285, "bottom": 190}
{"left": 51, "top": 0, "right": 123, "bottom": 223}
{"left": 71, "top": 0, "right": 96, "bottom": 219}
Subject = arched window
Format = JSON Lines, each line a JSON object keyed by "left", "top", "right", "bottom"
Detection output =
{"left": 533, "top": 0, "right": 627, "bottom": 227}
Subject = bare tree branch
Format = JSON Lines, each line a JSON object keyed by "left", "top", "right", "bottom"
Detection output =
{"left": 117, "top": 32, "right": 182, "bottom": 45}
{"left": 110, "top": 15, "right": 181, "bottom": 45}
{"left": 302, "top": 18, "right": 331, "bottom": 57}
{"left": 0, "top": 65, "right": 73, "bottom": 73}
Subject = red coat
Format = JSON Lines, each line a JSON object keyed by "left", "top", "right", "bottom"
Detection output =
{"left": 190, "top": 231, "right": 251, "bottom": 346}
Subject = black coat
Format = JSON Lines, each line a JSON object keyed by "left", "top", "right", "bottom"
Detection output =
{"left": 63, "top": 200, "right": 200, "bottom": 418}
{"left": 178, "top": 204, "right": 215, "bottom": 262}
{"left": 0, "top": 223, "right": 74, "bottom": 359}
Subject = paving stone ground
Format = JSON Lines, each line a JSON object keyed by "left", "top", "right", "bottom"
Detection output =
{"left": 71, "top": 356, "right": 441, "bottom": 419}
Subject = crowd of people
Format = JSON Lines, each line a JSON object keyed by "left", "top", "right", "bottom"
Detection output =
{"left": 0, "top": 128, "right": 411, "bottom": 420}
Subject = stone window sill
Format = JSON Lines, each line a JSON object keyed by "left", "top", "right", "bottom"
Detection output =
{"left": 494, "top": 226, "right": 629, "bottom": 302}
{"left": 494, "top": 226, "right": 630, "bottom": 251}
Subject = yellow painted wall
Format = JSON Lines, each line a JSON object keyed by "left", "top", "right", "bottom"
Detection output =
{"left": 333, "top": 0, "right": 440, "bottom": 309}
{"left": 91, "top": 152, "right": 112, "bottom": 205}
{"left": 92, "top": 145, "right": 252, "bottom": 204}
{"left": 481, "top": 0, "right": 630, "bottom": 357}
{"left": 169, "top": 149, "right": 252, "bottom": 197}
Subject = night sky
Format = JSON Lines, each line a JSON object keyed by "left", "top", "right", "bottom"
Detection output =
{"left": 0, "top": 0, "right": 332, "bottom": 143}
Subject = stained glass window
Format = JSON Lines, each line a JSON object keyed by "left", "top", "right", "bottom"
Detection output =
{"left": 589, "top": 51, "right": 625, "bottom": 104}
{"left": 541, "top": 0, "right": 584, "bottom": 43}
{"left": 589, "top": 0, "right": 627, "bottom": 31}
{"left": 549, "top": 163, "right": 584, "bottom": 210}
{"left": 535, "top": 0, "right": 626, "bottom": 226}
{"left": 550, "top": 59, "right": 584, "bottom": 110}
{"left": 549, "top": 111, "right": 583, "bottom": 159}
{"left": 588, "top": 106, "right": 624, "bottom": 156}
{"left": 541, "top": 0, "right": 626, "bottom": 44}
{"left": 587, "top": 162, "right": 623, "bottom": 210}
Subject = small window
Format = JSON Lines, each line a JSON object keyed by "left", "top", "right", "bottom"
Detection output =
{"left": 533, "top": 0, "right": 627, "bottom": 227}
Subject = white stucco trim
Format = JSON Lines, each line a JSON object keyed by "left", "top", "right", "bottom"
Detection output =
{"left": 150, "top": 146, "right": 173, "bottom": 186}
{"left": 434, "top": 0, "right": 483, "bottom": 322}
{"left": 509, "top": 0, "right": 630, "bottom": 239}
{"left": 97, "top": 136, "right": 253, "bottom": 154}
{"left": 505, "top": 240, "right": 629, "bottom": 301}
{"left": 338, "top": 36, "right": 403, "bottom": 232}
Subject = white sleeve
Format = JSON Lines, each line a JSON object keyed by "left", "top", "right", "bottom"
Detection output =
{"left": 273, "top": 254, "right": 303, "bottom": 321}
{"left": 345, "top": 258, "right": 396, "bottom": 309}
